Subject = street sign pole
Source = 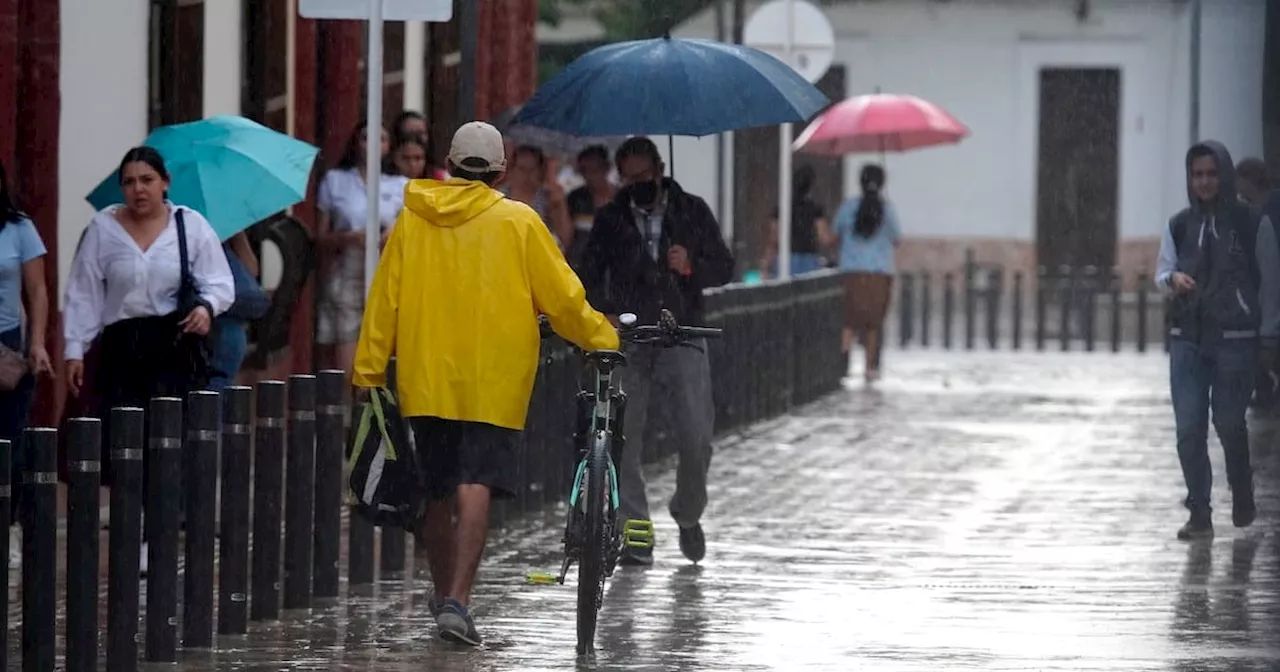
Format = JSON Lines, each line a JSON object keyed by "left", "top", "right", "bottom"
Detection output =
{"left": 777, "top": 0, "right": 794, "bottom": 280}
{"left": 364, "top": 0, "right": 384, "bottom": 296}
{"left": 300, "top": 0, "right": 452, "bottom": 297}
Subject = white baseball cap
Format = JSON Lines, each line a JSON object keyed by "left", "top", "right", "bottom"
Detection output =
{"left": 447, "top": 121, "right": 507, "bottom": 173}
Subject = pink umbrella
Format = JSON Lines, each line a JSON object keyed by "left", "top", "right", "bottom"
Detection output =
{"left": 793, "top": 93, "right": 969, "bottom": 155}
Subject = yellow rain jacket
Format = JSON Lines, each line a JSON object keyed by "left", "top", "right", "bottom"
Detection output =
{"left": 352, "top": 178, "right": 619, "bottom": 430}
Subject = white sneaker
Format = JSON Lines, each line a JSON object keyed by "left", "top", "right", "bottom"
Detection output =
{"left": 8, "top": 527, "right": 19, "bottom": 569}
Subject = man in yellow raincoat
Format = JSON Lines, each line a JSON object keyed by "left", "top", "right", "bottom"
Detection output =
{"left": 353, "top": 121, "right": 618, "bottom": 646}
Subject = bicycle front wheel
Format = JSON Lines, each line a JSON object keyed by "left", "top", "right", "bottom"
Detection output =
{"left": 576, "top": 433, "right": 612, "bottom": 654}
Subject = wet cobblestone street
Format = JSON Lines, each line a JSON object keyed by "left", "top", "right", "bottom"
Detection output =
{"left": 16, "top": 350, "right": 1280, "bottom": 670}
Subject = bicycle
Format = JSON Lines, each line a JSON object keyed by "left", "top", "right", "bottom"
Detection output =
{"left": 541, "top": 308, "right": 722, "bottom": 654}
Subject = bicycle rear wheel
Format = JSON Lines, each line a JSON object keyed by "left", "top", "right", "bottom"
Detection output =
{"left": 576, "top": 434, "right": 612, "bottom": 654}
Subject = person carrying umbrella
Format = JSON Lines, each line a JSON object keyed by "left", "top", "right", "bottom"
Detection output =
{"left": 352, "top": 121, "right": 618, "bottom": 646}
{"left": 578, "top": 137, "right": 735, "bottom": 566}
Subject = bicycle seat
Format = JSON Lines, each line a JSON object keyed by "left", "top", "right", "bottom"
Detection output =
{"left": 584, "top": 350, "right": 628, "bottom": 371}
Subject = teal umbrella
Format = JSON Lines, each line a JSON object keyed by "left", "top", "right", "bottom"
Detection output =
{"left": 86, "top": 115, "right": 320, "bottom": 240}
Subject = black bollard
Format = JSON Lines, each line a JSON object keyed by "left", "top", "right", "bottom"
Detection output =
{"left": 183, "top": 391, "right": 219, "bottom": 647}
{"left": 1012, "top": 271, "right": 1024, "bottom": 350}
{"left": 1137, "top": 272, "right": 1150, "bottom": 353}
{"left": 22, "top": 427, "right": 57, "bottom": 672}
{"left": 1081, "top": 266, "right": 1096, "bottom": 352}
{"left": 1058, "top": 265, "right": 1073, "bottom": 352}
{"left": 347, "top": 400, "right": 376, "bottom": 588}
{"left": 898, "top": 273, "right": 914, "bottom": 348}
{"left": 314, "top": 370, "right": 346, "bottom": 598}
{"left": 986, "top": 268, "right": 1001, "bottom": 350}
{"left": 942, "top": 272, "right": 955, "bottom": 350}
{"left": 284, "top": 374, "right": 317, "bottom": 610}
{"left": 66, "top": 418, "right": 102, "bottom": 672}
{"left": 0, "top": 440, "right": 7, "bottom": 670}
{"left": 1110, "top": 269, "right": 1123, "bottom": 353}
{"left": 145, "top": 397, "right": 183, "bottom": 662}
{"left": 0, "top": 439, "right": 8, "bottom": 672}
{"left": 920, "top": 272, "right": 932, "bottom": 347}
{"left": 106, "top": 407, "right": 145, "bottom": 671}
{"left": 252, "top": 380, "right": 286, "bottom": 621}
{"left": 963, "top": 257, "right": 976, "bottom": 351}
{"left": 1035, "top": 266, "right": 1047, "bottom": 351}
{"left": 219, "top": 386, "right": 253, "bottom": 635}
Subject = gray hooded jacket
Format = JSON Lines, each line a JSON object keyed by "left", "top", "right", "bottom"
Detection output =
{"left": 1155, "top": 140, "right": 1280, "bottom": 343}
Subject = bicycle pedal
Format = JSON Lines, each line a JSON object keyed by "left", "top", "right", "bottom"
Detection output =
{"left": 622, "top": 519, "right": 655, "bottom": 549}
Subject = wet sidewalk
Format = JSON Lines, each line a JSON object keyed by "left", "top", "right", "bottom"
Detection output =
{"left": 19, "top": 351, "right": 1280, "bottom": 670}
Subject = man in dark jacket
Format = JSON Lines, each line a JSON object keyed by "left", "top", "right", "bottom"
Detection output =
{"left": 1155, "top": 140, "right": 1280, "bottom": 540}
{"left": 579, "top": 136, "right": 734, "bottom": 565}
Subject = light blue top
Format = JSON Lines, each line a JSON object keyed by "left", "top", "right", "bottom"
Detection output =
{"left": 0, "top": 218, "right": 47, "bottom": 333}
{"left": 834, "top": 196, "right": 902, "bottom": 274}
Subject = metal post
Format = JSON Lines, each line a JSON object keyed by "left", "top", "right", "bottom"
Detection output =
{"left": 1012, "top": 271, "right": 1024, "bottom": 350}
{"left": 963, "top": 249, "right": 976, "bottom": 350}
{"left": 715, "top": 0, "right": 727, "bottom": 226}
{"left": 776, "top": 0, "right": 795, "bottom": 280}
{"left": 1137, "top": 272, "right": 1150, "bottom": 352}
{"left": 106, "top": 407, "right": 145, "bottom": 671}
{"left": 314, "top": 370, "right": 346, "bottom": 598}
{"left": 66, "top": 418, "right": 102, "bottom": 672}
{"left": 1190, "top": 0, "right": 1202, "bottom": 144}
{"left": 920, "top": 272, "right": 932, "bottom": 347}
{"left": 363, "top": 0, "right": 385, "bottom": 295}
{"left": 1035, "top": 266, "right": 1048, "bottom": 351}
{"left": 898, "top": 273, "right": 914, "bottom": 348}
{"left": 943, "top": 272, "right": 955, "bottom": 350}
{"left": 218, "top": 386, "right": 253, "bottom": 634}
{"left": 1083, "top": 266, "right": 1098, "bottom": 352}
{"left": 145, "top": 397, "right": 183, "bottom": 662}
{"left": 22, "top": 427, "right": 57, "bottom": 672}
{"left": 252, "top": 380, "right": 286, "bottom": 621}
{"left": 284, "top": 374, "right": 317, "bottom": 610}
{"left": 1058, "top": 265, "right": 1073, "bottom": 352}
{"left": 183, "top": 391, "right": 220, "bottom": 647}
{"left": 0, "top": 439, "right": 8, "bottom": 672}
{"left": 1110, "top": 269, "right": 1123, "bottom": 353}
{"left": 986, "top": 269, "right": 1001, "bottom": 350}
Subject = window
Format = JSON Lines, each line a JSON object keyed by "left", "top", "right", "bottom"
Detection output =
{"left": 149, "top": 0, "right": 206, "bottom": 129}
{"left": 242, "top": 0, "right": 290, "bottom": 132}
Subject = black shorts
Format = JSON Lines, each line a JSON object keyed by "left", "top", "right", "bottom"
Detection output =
{"left": 408, "top": 416, "right": 521, "bottom": 501}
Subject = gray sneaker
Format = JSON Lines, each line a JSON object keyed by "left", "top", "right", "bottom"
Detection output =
{"left": 427, "top": 592, "right": 444, "bottom": 617}
{"left": 437, "top": 598, "right": 482, "bottom": 646}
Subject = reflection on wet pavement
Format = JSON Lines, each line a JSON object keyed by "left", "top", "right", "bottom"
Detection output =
{"left": 13, "top": 351, "right": 1280, "bottom": 670}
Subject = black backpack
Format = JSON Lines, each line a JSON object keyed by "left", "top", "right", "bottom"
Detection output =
{"left": 346, "top": 388, "right": 423, "bottom": 531}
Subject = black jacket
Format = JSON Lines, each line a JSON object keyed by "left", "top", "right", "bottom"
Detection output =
{"left": 579, "top": 178, "right": 734, "bottom": 327}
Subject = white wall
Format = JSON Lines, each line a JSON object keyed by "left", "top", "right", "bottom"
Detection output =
{"left": 203, "top": 0, "right": 242, "bottom": 118}
{"left": 673, "top": 0, "right": 1266, "bottom": 245}
{"left": 59, "top": 0, "right": 151, "bottom": 304}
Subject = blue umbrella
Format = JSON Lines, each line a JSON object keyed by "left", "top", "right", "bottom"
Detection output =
{"left": 87, "top": 115, "right": 320, "bottom": 241}
{"left": 511, "top": 36, "right": 829, "bottom": 137}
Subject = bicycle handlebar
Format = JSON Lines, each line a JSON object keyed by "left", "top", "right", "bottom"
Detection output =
{"left": 537, "top": 310, "right": 722, "bottom": 346}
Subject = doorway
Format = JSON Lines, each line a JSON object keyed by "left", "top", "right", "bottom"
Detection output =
{"left": 1035, "top": 67, "right": 1120, "bottom": 275}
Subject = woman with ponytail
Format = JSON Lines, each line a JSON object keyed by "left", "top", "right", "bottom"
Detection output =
{"left": 833, "top": 164, "right": 902, "bottom": 382}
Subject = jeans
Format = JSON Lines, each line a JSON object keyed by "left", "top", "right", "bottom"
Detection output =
{"left": 207, "top": 317, "right": 248, "bottom": 392}
{"left": 1169, "top": 338, "right": 1256, "bottom": 515}
{"left": 770, "top": 253, "right": 826, "bottom": 277}
{"left": 0, "top": 327, "right": 32, "bottom": 523}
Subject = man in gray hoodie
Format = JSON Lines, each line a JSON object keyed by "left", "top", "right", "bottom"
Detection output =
{"left": 1155, "top": 140, "right": 1280, "bottom": 540}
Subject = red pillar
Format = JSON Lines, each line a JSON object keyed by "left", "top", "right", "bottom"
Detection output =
{"left": 16, "top": 0, "right": 59, "bottom": 426}
{"left": 289, "top": 13, "right": 319, "bottom": 374}
{"left": 0, "top": 0, "right": 17, "bottom": 167}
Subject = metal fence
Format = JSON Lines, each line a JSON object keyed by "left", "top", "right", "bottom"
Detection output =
{"left": 4, "top": 272, "right": 847, "bottom": 670}
{"left": 890, "top": 258, "right": 1169, "bottom": 353}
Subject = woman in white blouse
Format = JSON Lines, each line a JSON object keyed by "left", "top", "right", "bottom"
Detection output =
{"left": 63, "top": 147, "right": 233, "bottom": 515}
{"left": 316, "top": 121, "right": 408, "bottom": 377}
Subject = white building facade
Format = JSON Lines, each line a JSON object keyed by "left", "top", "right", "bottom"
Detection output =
{"left": 669, "top": 0, "right": 1266, "bottom": 280}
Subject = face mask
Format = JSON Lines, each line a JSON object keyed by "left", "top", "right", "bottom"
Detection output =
{"left": 629, "top": 180, "right": 659, "bottom": 208}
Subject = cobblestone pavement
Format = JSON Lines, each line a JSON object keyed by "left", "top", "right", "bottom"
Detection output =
{"left": 11, "top": 350, "right": 1280, "bottom": 670}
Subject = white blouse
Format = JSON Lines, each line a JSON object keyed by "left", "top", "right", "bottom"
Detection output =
{"left": 317, "top": 168, "right": 408, "bottom": 233}
{"left": 63, "top": 205, "right": 235, "bottom": 360}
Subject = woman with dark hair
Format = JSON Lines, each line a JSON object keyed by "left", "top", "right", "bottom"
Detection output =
{"left": 389, "top": 132, "right": 448, "bottom": 181}
{"left": 316, "top": 121, "right": 408, "bottom": 378}
{"left": 0, "top": 162, "right": 51, "bottom": 568}
{"left": 392, "top": 110, "right": 428, "bottom": 139}
{"left": 833, "top": 163, "right": 902, "bottom": 382}
{"left": 501, "top": 144, "right": 573, "bottom": 248}
{"left": 63, "top": 146, "right": 234, "bottom": 568}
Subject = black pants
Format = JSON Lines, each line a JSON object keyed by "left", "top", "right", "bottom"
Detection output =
{"left": 96, "top": 314, "right": 208, "bottom": 528}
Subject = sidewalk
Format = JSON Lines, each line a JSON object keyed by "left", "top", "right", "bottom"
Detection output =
{"left": 10, "top": 350, "right": 1280, "bottom": 670}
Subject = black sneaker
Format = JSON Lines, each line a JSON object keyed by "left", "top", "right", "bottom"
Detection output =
{"left": 678, "top": 524, "right": 706, "bottom": 563}
{"left": 1233, "top": 488, "right": 1257, "bottom": 528}
{"left": 1177, "top": 515, "right": 1214, "bottom": 541}
{"left": 437, "top": 598, "right": 482, "bottom": 646}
